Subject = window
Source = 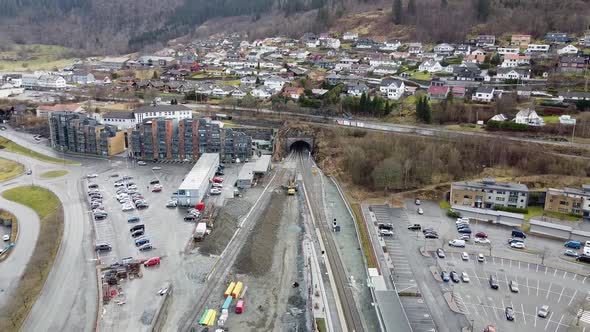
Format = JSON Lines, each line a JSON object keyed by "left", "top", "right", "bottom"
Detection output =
{"left": 559, "top": 201, "right": 568, "bottom": 206}
{"left": 496, "top": 197, "right": 505, "bottom": 201}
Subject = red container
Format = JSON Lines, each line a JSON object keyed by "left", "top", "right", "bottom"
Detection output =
{"left": 235, "top": 299, "right": 244, "bottom": 314}
{"left": 196, "top": 202, "right": 205, "bottom": 211}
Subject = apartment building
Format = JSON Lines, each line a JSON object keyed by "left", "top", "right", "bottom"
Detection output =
{"left": 49, "top": 112, "right": 125, "bottom": 156}
{"left": 130, "top": 117, "right": 252, "bottom": 162}
{"left": 451, "top": 178, "right": 529, "bottom": 209}
{"left": 545, "top": 186, "right": 590, "bottom": 218}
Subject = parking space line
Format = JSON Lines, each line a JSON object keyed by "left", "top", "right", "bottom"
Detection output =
{"left": 545, "top": 312, "right": 553, "bottom": 330}
{"left": 522, "top": 303, "right": 527, "bottom": 325}
{"left": 537, "top": 280, "right": 540, "bottom": 297}
{"left": 553, "top": 269, "right": 558, "bottom": 277}
{"left": 583, "top": 276, "right": 587, "bottom": 284}
{"left": 527, "top": 277, "right": 530, "bottom": 296}
{"left": 536, "top": 264, "right": 539, "bottom": 272}
{"left": 501, "top": 258, "right": 504, "bottom": 266}
{"left": 534, "top": 306, "right": 538, "bottom": 327}
{"left": 545, "top": 266, "right": 548, "bottom": 275}
{"left": 527, "top": 262, "right": 530, "bottom": 270}
{"left": 510, "top": 259, "right": 512, "bottom": 269}
{"left": 563, "top": 271, "right": 567, "bottom": 279}
{"left": 573, "top": 274, "right": 577, "bottom": 281}
{"left": 546, "top": 282, "right": 552, "bottom": 299}
{"left": 493, "top": 256, "right": 496, "bottom": 264}
{"left": 555, "top": 314, "right": 564, "bottom": 332}
{"left": 569, "top": 290, "right": 578, "bottom": 305}
{"left": 519, "top": 261, "right": 521, "bottom": 269}
{"left": 558, "top": 287, "right": 564, "bottom": 303}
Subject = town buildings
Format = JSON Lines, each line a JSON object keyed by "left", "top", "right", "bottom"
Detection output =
{"left": 451, "top": 178, "right": 529, "bottom": 209}
{"left": 545, "top": 185, "right": 590, "bottom": 219}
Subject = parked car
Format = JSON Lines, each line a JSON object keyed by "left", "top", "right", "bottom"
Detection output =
{"left": 138, "top": 161, "right": 147, "bottom": 166}
{"left": 131, "top": 229, "right": 145, "bottom": 238}
{"left": 139, "top": 243, "right": 153, "bottom": 251}
{"left": 215, "top": 170, "right": 224, "bottom": 176}
{"left": 128, "top": 216, "right": 140, "bottom": 223}
{"left": 122, "top": 204, "right": 134, "bottom": 211}
{"left": 95, "top": 243, "right": 112, "bottom": 251}
{"left": 166, "top": 200, "right": 178, "bottom": 208}
{"left": 417, "top": 208, "right": 424, "bottom": 215}
{"left": 475, "top": 232, "right": 487, "bottom": 238}
{"left": 448, "top": 239, "right": 466, "bottom": 247}
{"left": 436, "top": 248, "right": 445, "bottom": 258}
{"left": 135, "top": 238, "right": 150, "bottom": 247}
{"left": 450, "top": 271, "right": 460, "bottom": 283}
{"left": 461, "top": 252, "right": 469, "bottom": 261}
{"left": 152, "top": 187, "right": 162, "bottom": 193}
{"left": 457, "top": 228, "right": 472, "bottom": 234}
{"left": 25, "top": 170, "right": 32, "bottom": 175}
{"left": 576, "top": 255, "right": 590, "bottom": 263}
{"left": 150, "top": 179, "right": 160, "bottom": 185}
{"left": 130, "top": 224, "right": 145, "bottom": 232}
{"left": 212, "top": 183, "right": 223, "bottom": 188}
{"left": 136, "top": 203, "right": 149, "bottom": 209}
{"left": 144, "top": 256, "right": 161, "bottom": 267}
{"left": 440, "top": 270, "right": 450, "bottom": 282}
{"left": 94, "top": 214, "right": 107, "bottom": 221}
{"left": 86, "top": 174, "right": 98, "bottom": 178}
{"left": 210, "top": 188, "right": 222, "bottom": 195}
{"left": 408, "top": 224, "right": 421, "bottom": 231}
{"left": 461, "top": 272, "right": 470, "bottom": 282}
{"left": 459, "top": 234, "right": 471, "bottom": 241}
{"left": 564, "top": 249, "right": 579, "bottom": 257}
{"left": 489, "top": 275, "right": 499, "bottom": 289}
{"left": 505, "top": 306, "right": 514, "bottom": 321}
{"left": 424, "top": 232, "right": 439, "bottom": 239}
{"left": 475, "top": 238, "right": 491, "bottom": 244}
{"left": 3, "top": 234, "right": 10, "bottom": 241}
{"left": 111, "top": 174, "right": 119, "bottom": 178}
{"left": 415, "top": 199, "right": 421, "bottom": 205}
{"left": 538, "top": 305, "right": 549, "bottom": 318}
{"left": 88, "top": 183, "right": 98, "bottom": 189}
{"left": 511, "top": 229, "right": 526, "bottom": 238}
{"left": 379, "top": 229, "right": 394, "bottom": 237}
{"left": 511, "top": 242, "right": 526, "bottom": 249}
{"left": 507, "top": 238, "right": 524, "bottom": 244}
{"left": 212, "top": 177, "right": 223, "bottom": 183}
{"left": 379, "top": 223, "right": 394, "bottom": 230}
{"left": 478, "top": 253, "right": 485, "bottom": 262}
{"left": 509, "top": 280, "right": 519, "bottom": 293}
{"left": 152, "top": 166, "right": 162, "bottom": 170}
{"left": 564, "top": 241, "right": 582, "bottom": 249}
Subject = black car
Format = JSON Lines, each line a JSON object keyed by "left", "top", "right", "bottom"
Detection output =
{"left": 422, "top": 228, "right": 434, "bottom": 234}
{"left": 408, "top": 224, "right": 422, "bottom": 231}
{"left": 425, "top": 232, "right": 439, "bottom": 239}
{"left": 136, "top": 203, "right": 149, "bottom": 210}
{"left": 150, "top": 179, "right": 160, "bottom": 185}
{"left": 505, "top": 306, "right": 514, "bottom": 321}
{"left": 131, "top": 229, "right": 144, "bottom": 238}
{"left": 576, "top": 256, "right": 590, "bottom": 264}
{"left": 489, "top": 275, "right": 499, "bottom": 289}
{"left": 94, "top": 214, "right": 107, "bottom": 221}
{"left": 450, "top": 271, "right": 460, "bottom": 283}
{"left": 378, "top": 223, "right": 394, "bottom": 230}
{"left": 128, "top": 217, "right": 140, "bottom": 223}
{"left": 130, "top": 224, "right": 145, "bottom": 233}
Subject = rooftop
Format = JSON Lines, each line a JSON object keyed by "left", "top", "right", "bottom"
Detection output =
{"left": 453, "top": 178, "right": 528, "bottom": 192}
{"left": 134, "top": 104, "right": 191, "bottom": 114}
{"left": 252, "top": 155, "right": 271, "bottom": 174}
{"left": 103, "top": 111, "right": 135, "bottom": 120}
{"left": 178, "top": 153, "right": 219, "bottom": 190}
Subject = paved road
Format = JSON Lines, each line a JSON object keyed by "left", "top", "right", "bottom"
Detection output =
{"left": 0, "top": 142, "right": 97, "bottom": 331}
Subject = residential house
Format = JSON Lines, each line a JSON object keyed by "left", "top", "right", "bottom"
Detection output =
{"left": 133, "top": 104, "right": 192, "bottom": 123}
{"left": 500, "top": 54, "right": 530, "bottom": 67}
{"left": 240, "top": 76, "right": 258, "bottom": 85}
{"left": 99, "top": 56, "right": 129, "bottom": 70}
{"left": 454, "top": 44, "right": 471, "bottom": 56}
{"left": 231, "top": 88, "right": 247, "bottom": 99}
{"left": 346, "top": 81, "right": 369, "bottom": 96}
{"left": 380, "top": 41, "right": 401, "bottom": 51}
{"left": 451, "top": 86, "right": 466, "bottom": 99}
{"left": 470, "top": 48, "right": 486, "bottom": 56}
{"left": 282, "top": 87, "right": 305, "bottom": 100}
{"left": 452, "top": 65, "right": 481, "bottom": 81}
{"left": 71, "top": 71, "right": 95, "bottom": 85}
{"left": 581, "top": 33, "right": 590, "bottom": 47}
{"left": 558, "top": 91, "right": 590, "bottom": 101}
{"left": 545, "top": 32, "right": 569, "bottom": 44}
{"left": 138, "top": 55, "right": 176, "bottom": 67}
{"left": 36, "top": 104, "right": 84, "bottom": 117}
{"left": 427, "top": 84, "right": 450, "bottom": 100}
{"left": 102, "top": 111, "right": 137, "bottom": 129}
{"left": 379, "top": 79, "right": 405, "bottom": 100}
{"left": 476, "top": 35, "right": 496, "bottom": 47}
{"left": 373, "top": 65, "right": 399, "bottom": 76}
{"left": 263, "top": 75, "right": 287, "bottom": 91}
{"left": 526, "top": 44, "right": 550, "bottom": 53}
{"left": 516, "top": 86, "right": 532, "bottom": 98}
{"left": 408, "top": 43, "right": 423, "bottom": 54}
{"left": 472, "top": 87, "right": 496, "bottom": 103}
{"left": 434, "top": 43, "right": 455, "bottom": 54}
{"left": 514, "top": 109, "right": 544, "bottom": 126}
{"left": 497, "top": 47, "right": 519, "bottom": 55}
{"left": 463, "top": 54, "right": 486, "bottom": 64}
{"left": 368, "top": 55, "right": 398, "bottom": 67}
{"left": 321, "top": 37, "right": 341, "bottom": 49}
{"left": 326, "top": 73, "right": 344, "bottom": 85}
{"left": 211, "top": 85, "right": 234, "bottom": 98}
{"left": 557, "top": 44, "right": 579, "bottom": 55}
{"left": 342, "top": 32, "right": 358, "bottom": 41}
{"left": 544, "top": 186, "right": 590, "bottom": 218}
{"left": 418, "top": 60, "right": 443, "bottom": 73}
{"left": 559, "top": 115, "right": 577, "bottom": 125}
{"left": 451, "top": 178, "right": 529, "bottom": 209}
{"left": 251, "top": 86, "right": 273, "bottom": 99}
{"left": 495, "top": 68, "right": 531, "bottom": 81}
{"left": 93, "top": 74, "right": 112, "bottom": 85}
{"left": 355, "top": 38, "right": 375, "bottom": 49}
{"left": 559, "top": 57, "right": 587, "bottom": 73}
{"left": 511, "top": 34, "right": 531, "bottom": 47}
{"left": 489, "top": 114, "right": 508, "bottom": 122}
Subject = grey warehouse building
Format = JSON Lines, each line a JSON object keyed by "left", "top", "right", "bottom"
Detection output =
{"left": 175, "top": 153, "right": 219, "bottom": 207}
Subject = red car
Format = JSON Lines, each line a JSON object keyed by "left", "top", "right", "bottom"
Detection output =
{"left": 475, "top": 232, "right": 487, "bottom": 238}
{"left": 144, "top": 257, "right": 161, "bottom": 267}
{"left": 212, "top": 177, "right": 223, "bottom": 183}
{"left": 151, "top": 187, "right": 162, "bottom": 192}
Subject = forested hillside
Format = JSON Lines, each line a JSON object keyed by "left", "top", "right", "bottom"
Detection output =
{"left": 0, "top": 0, "right": 588, "bottom": 54}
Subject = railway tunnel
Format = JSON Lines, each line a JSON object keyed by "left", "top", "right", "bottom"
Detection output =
{"left": 286, "top": 136, "right": 314, "bottom": 153}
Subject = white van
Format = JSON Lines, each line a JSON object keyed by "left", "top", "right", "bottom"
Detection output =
{"left": 449, "top": 239, "right": 466, "bottom": 247}
{"left": 583, "top": 246, "right": 590, "bottom": 256}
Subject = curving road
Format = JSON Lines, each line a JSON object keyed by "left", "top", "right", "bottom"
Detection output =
{"left": 0, "top": 140, "right": 97, "bottom": 332}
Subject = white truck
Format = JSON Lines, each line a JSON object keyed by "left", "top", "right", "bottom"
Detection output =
{"left": 193, "top": 222, "right": 207, "bottom": 241}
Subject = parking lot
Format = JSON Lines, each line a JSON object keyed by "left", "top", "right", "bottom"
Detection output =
{"left": 436, "top": 250, "right": 590, "bottom": 332}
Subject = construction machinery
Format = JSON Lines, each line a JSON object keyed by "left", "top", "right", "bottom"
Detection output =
{"left": 285, "top": 174, "right": 298, "bottom": 195}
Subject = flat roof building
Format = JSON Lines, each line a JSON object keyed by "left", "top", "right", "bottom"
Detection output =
{"left": 252, "top": 155, "right": 271, "bottom": 175}
{"left": 236, "top": 163, "right": 255, "bottom": 189}
{"left": 176, "top": 153, "right": 219, "bottom": 207}
{"left": 451, "top": 177, "right": 529, "bottom": 209}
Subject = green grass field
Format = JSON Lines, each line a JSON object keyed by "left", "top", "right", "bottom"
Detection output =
{"left": 542, "top": 115, "right": 560, "bottom": 123}
{"left": 218, "top": 79, "right": 241, "bottom": 86}
{"left": 0, "top": 44, "right": 75, "bottom": 71}
{"left": 0, "top": 158, "right": 24, "bottom": 182}
{"left": 3, "top": 186, "right": 60, "bottom": 218}
{"left": 40, "top": 170, "right": 68, "bottom": 178}
{"left": 0, "top": 137, "right": 79, "bottom": 165}
{"left": 524, "top": 205, "right": 580, "bottom": 222}
{"left": 409, "top": 71, "right": 432, "bottom": 81}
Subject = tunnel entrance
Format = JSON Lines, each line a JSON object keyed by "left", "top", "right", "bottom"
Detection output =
{"left": 289, "top": 140, "right": 312, "bottom": 152}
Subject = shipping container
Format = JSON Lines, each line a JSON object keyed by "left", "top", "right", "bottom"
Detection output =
{"left": 231, "top": 281, "right": 243, "bottom": 298}
{"left": 206, "top": 309, "right": 217, "bottom": 326}
{"left": 224, "top": 282, "right": 236, "bottom": 298}
{"left": 235, "top": 299, "right": 244, "bottom": 314}
{"left": 222, "top": 296, "right": 233, "bottom": 310}
{"left": 198, "top": 309, "right": 210, "bottom": 325}
{"left": 196, "top": 201, "right": 205, "bottom": 211}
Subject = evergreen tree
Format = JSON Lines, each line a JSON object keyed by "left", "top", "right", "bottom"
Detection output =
{"left": 476, "top": 0, "right": 490, "bottom": 21}
{"left": 407, "top": 0, "right": 416, "bottom": 16}
{"left": 152, "top": 70, "right": 159, "bottom": 79}
{"left": 392, "top": 0, "right": 403, "bottom": 24}
{"left": 360, "top": 93, "right": 368, "bottom": 112}
{"left": 490, "top": 53, "right": 502, "bottom": 66}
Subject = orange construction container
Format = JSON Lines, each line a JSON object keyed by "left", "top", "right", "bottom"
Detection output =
{"left": 224, "top": 282, "right": 236, "bottom": 298}
{"left": 231, "top": 281, "right": 243, "bottom": 298}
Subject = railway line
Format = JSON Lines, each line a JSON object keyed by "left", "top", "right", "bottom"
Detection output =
{"left": 179, "top": 163, "right": 289, "bottom": 332}
{"left": 297, "top": 150, "right": 365, "bottom": 332}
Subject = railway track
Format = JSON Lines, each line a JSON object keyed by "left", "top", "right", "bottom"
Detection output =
{"left": 297, "top": 151, "right": 365, "bottom": 332}
{"left": 179, "top": 161, "right": 289, "bottom": 332}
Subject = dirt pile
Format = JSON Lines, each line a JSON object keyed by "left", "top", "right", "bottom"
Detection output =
{"left": 198, "top": 198, "right": 252, "bottom": 256}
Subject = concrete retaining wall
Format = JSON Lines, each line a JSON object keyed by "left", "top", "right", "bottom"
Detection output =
{"left": 452, "top": 205, "right": 523, "bottom": 227}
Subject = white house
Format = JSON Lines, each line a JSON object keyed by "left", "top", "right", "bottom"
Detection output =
{"left": 263, "top": 76, "right": 287, "bottom": 91}
{"left": 211, "top": 85, "right": 234, "bottom": 97}
{"left": 231, "top": 88, "right": 247, "bottom": 99}
{"left": 373, "top": 65, "right": 399, "bottom": 76}
{"left": 251, "top": 86, "right": 273, "bottom": 99}
{"left": 500, "top": 54, "right": 530, "bottom": 68}
{"left": 473, "top": 87, "right": 496, "bottom": 103}
{"left": 379, "top": 79, "right": 405, "bottom": 100}
{"left": 102, "top": 111, "right": 137, "bottom": 130}
{"left": 408, "top": 43, "right": 423, "bottom": 54}
{"left": 514, "top": 109, "right": 544, "bottom": 126}
{"left": 240, "top": 76, "right": 258, "bottom": 85}
{"left": 557, "top": 44, "right": 579, "bottom": 55}
{"left": 526, "top": 44, "right": 550, "bottom": 53}
{"left": 418, "top": 60, "right": 443, "bottom": 73}
{"left": 380, "top": 41, "right": 401, "bottom": 51}
{"left": 497, "top": 47, "right": 519, "bottom": 55}
{"left": 489, "top": 114, "right": 508, "bottom": 122}
{"left": 434, "top": 43, "right": 455, "bottom": 54}
{"left": 559, "top": 115, "right": 577, "bottom": 125}
{"left": 133, "top": 104, "right": 192, "bottom": 123}
{"left": 342, "top": 32, "right": 358, "bottom": 41}
{"left": 324, "top": 38, "right": 341, "bottom": 49}
{"left": 496, "top": 68, "right": 531, "bottom": 80}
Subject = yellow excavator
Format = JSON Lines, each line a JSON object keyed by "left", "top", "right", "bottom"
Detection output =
{"left": 285, "top": 174, "right": 297, "bottom": 195}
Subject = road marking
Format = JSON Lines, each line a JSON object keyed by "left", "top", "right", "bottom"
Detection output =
{"left": 573, "top": 274, "right": 577, "bottom": 281}
{"left": 519, "top": 261, "right": 521, "bottom": 269}
{"left": 527, "top": 277, "right": 530, "bottom": 296}
{"left": 545, "top": 312, "right": 553, "bottom": 330}
{"left": 493, "top": 256, "right": 496, "bottom": 264}
{"left": 522, "top": 303, "right": 527, "bottom": 325}
{"left": 569, "top": 290, "right": 578, "bottom": 305}
{"left": 546, "top": 282, "right": 552, "bottom": 299}
{"left": 534, "top": 306, "right": 538, "bottom": 327}
{"left": 536, "top": 264, "right": 539, "bottom": 272}
{"left": 510, "top": 259, "right": 512, "bottom": 268}
{"left": 558, "top": 287, "right": 564, "bottom": 303}
{"left": 553, "top": 269, "right": 558, "bottom": 277}
{"left": 583, "top": 276, "right": 587, "bottom": 284}
{"left": 502, "top": 258, "right": 504, "bottom": 266}
{"left": 502, "top": 299, "right": 505, "bottom": 311}
{"left": 537, "top": 280, "right": 540, "bottom": 297}
{"left": 555, "top": 314, "right": 564, "bottom": 332}
{"left": 563, "top": 271, "right": 567, "bottom": 279}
